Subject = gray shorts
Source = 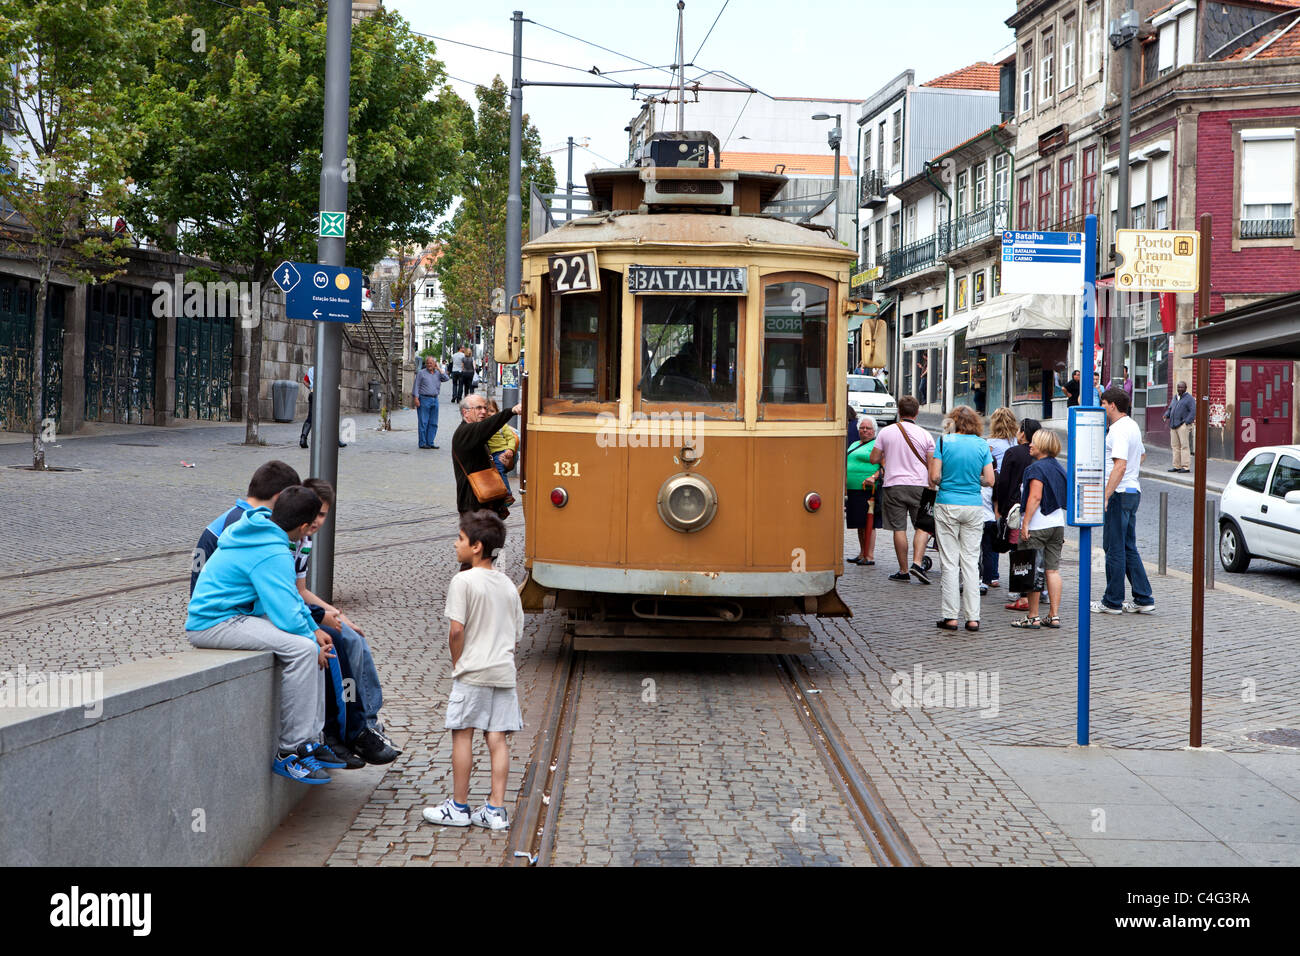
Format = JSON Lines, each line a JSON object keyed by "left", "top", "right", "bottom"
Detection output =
{"left": 880, "top": 484, "right": 925, "bottom": 531}
{"left": 1025, "top": 526, "right": 1065, "bottom": 571}
{"left": 445, "top": 679, "right": 522, "bottom": 733}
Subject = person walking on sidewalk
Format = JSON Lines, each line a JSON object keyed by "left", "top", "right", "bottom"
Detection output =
{"left": 870, "top": 395, "right": 936, "bottom": 584}
{"left": 299, "top": 366, "right": 346, "bottom": 449}
{"left": 846, "top": 415, "right": 880, "bottom": 566}
{"left": 981, "top": 407, "right": 1018, "bottom": 592}
{"left": 1065, "top": 370, "right": 1081, "bottom": 407}
{"left": 1012, "top": 428, "right": 1068, "bottom": 630}
{"left": 450, "top": 347, "right": 467, "bottom": 403}
{"left": 993, "top": 418, "right": 1040, "bottom": 612}
{"left": 412, "top": 356, "right": 449, "bottom": 449}
{"left": 1163, "top": 380, "right": 1195, "bottom": 473}
{"left": 1092, "top": 387, "right": 1156, "bottom": 616}
{"left": 929, "top": 406, "right": 994, "bottom": 632}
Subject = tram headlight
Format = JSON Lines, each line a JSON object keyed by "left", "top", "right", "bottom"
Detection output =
{"left": 657, "top": 473, "right": 718, "bottom": 533}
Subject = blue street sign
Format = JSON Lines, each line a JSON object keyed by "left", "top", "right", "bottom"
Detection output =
{"left": 1077, "top": 214, "right": 1099, "bottom": 747}
{"left": 1001, "top": 231, "right": 1086, "bottom": 295}
{"left": 273, "top": 260, "right": 362, "bottom": 323}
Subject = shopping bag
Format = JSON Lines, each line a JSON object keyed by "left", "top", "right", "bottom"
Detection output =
{"left": 915, "top": 487, "right": 937, "bottom": 536}
{"left": 1008, "top": 548, "right": 1045, "bottom": 593}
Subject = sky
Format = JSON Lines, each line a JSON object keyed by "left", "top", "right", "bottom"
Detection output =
{"left": 389, "top": 0, "right": 1017, "bottom": 179}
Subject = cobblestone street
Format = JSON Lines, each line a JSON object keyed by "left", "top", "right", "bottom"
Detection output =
{"left": 5, "top": 412, "right": 1300, "bottom": 867}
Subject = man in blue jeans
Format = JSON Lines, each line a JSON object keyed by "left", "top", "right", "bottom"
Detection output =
{"left": 295, "top": 478, "right": 401, "bottom": 764}
{"left": 1092, "top": 387, "right": 1156, "bottom": 615}
{"left": 412, "top": 356, "right": 448, "bottom": 449}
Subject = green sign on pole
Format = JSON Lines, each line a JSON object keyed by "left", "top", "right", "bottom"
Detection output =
{"left": 319, "top": 211, "right": 346, "bottom": 238}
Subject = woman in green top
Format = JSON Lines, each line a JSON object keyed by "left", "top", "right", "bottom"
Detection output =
{"left": 845, "top": 416, "right": 880, "bottom": 565}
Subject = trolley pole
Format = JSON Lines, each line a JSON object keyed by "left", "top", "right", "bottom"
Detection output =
{"left": 676, "top": 1, "right": 686, "bottom": 132}
{"left": 308, "top": 0, "right": 352, "bottom": 603}
{"left": 1190, "top": 213, "right": 1212, "bottom": 748}
{"left": 565, "top": 136, "right": 575, "bottom": 222}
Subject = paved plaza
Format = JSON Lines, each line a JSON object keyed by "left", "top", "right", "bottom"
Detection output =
{"left": 4, "top": 404, "right": 1300, "bottom": 866}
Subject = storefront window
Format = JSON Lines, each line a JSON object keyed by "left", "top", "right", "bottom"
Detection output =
{"left": 1013, "top": 355, "right": 1045, "bottom": 402}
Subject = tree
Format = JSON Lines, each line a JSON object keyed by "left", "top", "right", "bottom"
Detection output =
{"left": 124, "top": 1, "right": 462, "bottom": 443}
{"left": 436, "top": 77, "right": 555, "bottom": 376}
{"left": 0, "top": 0, "right": 155, "bottom": 469}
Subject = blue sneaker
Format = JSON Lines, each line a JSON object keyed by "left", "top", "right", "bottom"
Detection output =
{"left": 300, "top": 741, "right": 348, "bottom": 769}
{"left": 273, "top": 751, "right": 332, "bottom": 784}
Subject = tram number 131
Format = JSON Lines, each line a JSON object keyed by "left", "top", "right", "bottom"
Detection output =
{"left": 548, "top": 251, "right": 600, "bottom": 294}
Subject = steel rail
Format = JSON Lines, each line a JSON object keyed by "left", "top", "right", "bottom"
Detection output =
{"left": 508, "top": 635, "right": 584, "bottom": 866}
{"left": 773, "top": 654, "right": 923, "bottom": 867}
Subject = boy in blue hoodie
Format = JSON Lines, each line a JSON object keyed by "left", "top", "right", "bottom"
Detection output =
{"left": 186, "top": 485, "right": 347, "bottom": 784}
{"left": 190, "top": 460, "right": 300, "bottom": 594}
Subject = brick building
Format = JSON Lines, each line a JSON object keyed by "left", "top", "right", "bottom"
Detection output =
{"left": 1091, "top": 0, "right": 1300, "bottom": 456}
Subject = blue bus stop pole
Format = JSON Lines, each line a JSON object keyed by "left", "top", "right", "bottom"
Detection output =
{"left": 1078, "top": 214, "right": 1098, "bottom": 745}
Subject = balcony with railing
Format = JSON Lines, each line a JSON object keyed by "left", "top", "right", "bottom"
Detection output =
{"left": 885, "top": 231, "right": 950, "bottom": 283}
{"left": 859, "top": 169, "right": 887, "bottom": 208}
{"left": 1240, "top": 218, "right": 1295, "bottom": 239}
{"left": 950, "top": 201, "right": 1009, "bottom": 252}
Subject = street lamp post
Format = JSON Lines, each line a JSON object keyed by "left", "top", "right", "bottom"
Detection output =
{"left": 812, "top": 112, "right": 843, "bottom": 240}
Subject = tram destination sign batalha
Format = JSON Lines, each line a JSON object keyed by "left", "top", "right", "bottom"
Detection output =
{"left": 627, "top": 265, "right": 748, "bottom": 294}
{"left": 1000, "top": 230, "right": 1085, "bottom": 296}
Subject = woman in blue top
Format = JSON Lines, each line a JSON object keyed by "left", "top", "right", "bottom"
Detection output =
{"left": 928, "top": 405, "right": 995, "bottom": 632}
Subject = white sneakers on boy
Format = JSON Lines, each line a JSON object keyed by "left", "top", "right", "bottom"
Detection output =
{"left": 422, "top": 798, "right": 470, "bottom": 827}
{"left": 471, "top": 805, "right": 510, "bottom": 830}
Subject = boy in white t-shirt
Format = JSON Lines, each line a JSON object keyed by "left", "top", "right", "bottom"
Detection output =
{"left": 423, "top": 510, "right": 523, "bottom": 831}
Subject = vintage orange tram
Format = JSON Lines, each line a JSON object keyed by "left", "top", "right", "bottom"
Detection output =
{"left": 500, "top": 132, "right": 883, "bottom": 651}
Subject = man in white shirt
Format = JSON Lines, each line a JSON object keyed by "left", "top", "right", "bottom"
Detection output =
{"left": 1092, "top": 388, "right": 1155, "bottom": 614}
{"left": 450, "top": 348, "right": 467, "bottom": 403}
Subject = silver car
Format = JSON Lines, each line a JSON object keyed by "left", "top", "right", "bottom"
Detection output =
{"left": 848, "top": 374, "right": 897, "bottom": 425}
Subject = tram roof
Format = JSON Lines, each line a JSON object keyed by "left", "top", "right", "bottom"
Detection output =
{"left": 524, "top": 211, "right": 857, "bottom": 259}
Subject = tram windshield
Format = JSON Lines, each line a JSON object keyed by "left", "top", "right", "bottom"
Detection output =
{"left": 640, "top": 296, "right": 739, "bottom": 405}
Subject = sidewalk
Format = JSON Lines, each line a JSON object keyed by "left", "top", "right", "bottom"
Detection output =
{"left": 981, "top": 746, "right": 1300, "bottom": 865}
{"left": 915, "top": 411, "right": 1234, "bottom": 493}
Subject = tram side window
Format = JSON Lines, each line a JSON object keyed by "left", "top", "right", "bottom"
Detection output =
{"left": 761, "top": 278, "right": 830, "bottom": 405}
{"left": 545, "top": 271, "right": 620, "bottom": 406}
{"left": 640, "top": 296, "right": 739, "bottom": 408}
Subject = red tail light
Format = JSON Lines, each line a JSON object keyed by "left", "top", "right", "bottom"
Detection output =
{"left": 804, "top": 492, "right": 822, "bottom": 513}
{"left": 550, "top": 487, "right": 568, "bottom": 507}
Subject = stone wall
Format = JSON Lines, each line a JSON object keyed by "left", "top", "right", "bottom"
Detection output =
{"left": 251, "top": 310, "right": 378, "bottom": 421}
{"left": 0, "top": 650, "right": 305, "bottom": 866}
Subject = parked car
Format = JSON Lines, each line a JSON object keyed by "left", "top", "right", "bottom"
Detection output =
{"left": 847, "top": 374, "right": 897, "bottom": 425}
{"left": 1218, "top": 444, "right": 1300, "bottom": 572}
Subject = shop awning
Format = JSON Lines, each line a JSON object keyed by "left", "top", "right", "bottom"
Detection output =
{"left": 965, "top": 293, "right": 1075, "bottom": 351}
{"left": 902, "top": 311, "right": 973, "bottom": 349}
{"left": 1190, "top": 291, "right": 1300, "bottom": 361}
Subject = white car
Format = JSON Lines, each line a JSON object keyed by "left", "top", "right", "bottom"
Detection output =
{"left": 848, "top": 374, "right": 897, "bottom": 425}
{"left": 1218, "top": 444, "right": 1300, "bottom": 572}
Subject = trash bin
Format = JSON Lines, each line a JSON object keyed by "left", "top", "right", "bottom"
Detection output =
{"left": 502, "top": 385, "right": 520, "bottom": 429}
{"left": 368, "top": 381, "right": 383, "bottom": 413}
{"left": 271, "top": 379, "right": 298, "bottom": 422}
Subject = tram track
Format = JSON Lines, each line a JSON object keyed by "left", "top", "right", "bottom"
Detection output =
{"left": 0, "top": 510, "right": 463, "bottom": 624}
{"left": 507, "top": 629, "right": 922, "bottom": 867}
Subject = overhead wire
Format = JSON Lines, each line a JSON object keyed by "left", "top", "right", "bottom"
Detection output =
{"left": 527, "top": 18, "right": 680, "bottom": 81}
{"left": 691, "top": 0, "right": 729, "bottom": 63}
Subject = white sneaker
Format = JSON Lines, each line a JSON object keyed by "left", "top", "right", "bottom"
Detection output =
{"left": 1090, "top": 601, "right": 1123, "bottom": 615}
{"left": 471, "top": 805, "right": 510, "bottom": 830}
{"left": 422, "top": 798, "right": 470, "bottom": 827}
{"left": 1122, "top": 601, "right": 1156, "bottom": 614}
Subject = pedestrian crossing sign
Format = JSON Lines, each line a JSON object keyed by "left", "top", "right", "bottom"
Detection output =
{"left": 319, "top": 212, "right": 346, "bottom": 238}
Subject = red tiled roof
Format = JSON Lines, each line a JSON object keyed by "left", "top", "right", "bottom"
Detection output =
{"left": 717, "top": 152, "right": 853, "bottom": 176}
{"left": 921, "top": 61, "right": 1002, "bottom": 91}
{"left": 1224, "top": 12, "right": 1300, "bottom": 59}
